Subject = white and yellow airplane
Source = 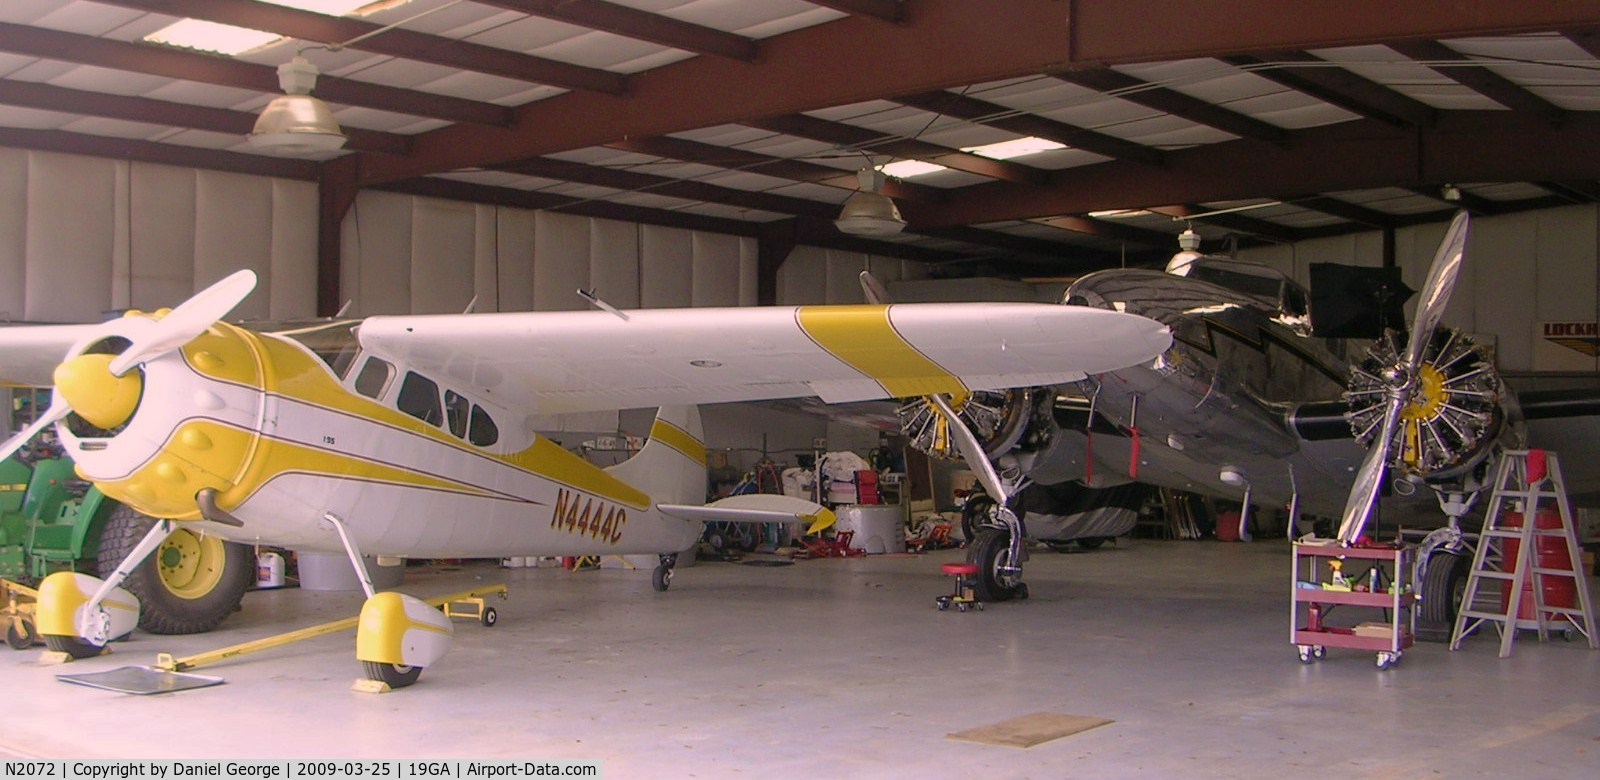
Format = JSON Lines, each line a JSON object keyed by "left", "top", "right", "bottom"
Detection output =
{"left": 0, "top": 271, "right": 1169, "bottom": 688}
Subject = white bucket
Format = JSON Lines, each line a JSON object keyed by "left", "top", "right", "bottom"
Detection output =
{"left": 256, "top": 551, "right": 285, "bottom": 588}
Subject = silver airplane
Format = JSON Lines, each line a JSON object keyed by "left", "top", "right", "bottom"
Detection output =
{"left": 894, "top": 212, "right": 1600, "bottom": 639}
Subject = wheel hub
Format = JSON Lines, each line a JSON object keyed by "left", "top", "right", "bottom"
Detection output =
{"left": 156, "top": 529, "right": 226, "bottom": 600}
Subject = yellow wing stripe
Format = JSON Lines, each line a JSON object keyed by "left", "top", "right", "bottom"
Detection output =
{"left": 796, "top": 305, "right": 968, "bottom": 398}
{"left": 650, "top": 418, "right": 708, "bottom": 467}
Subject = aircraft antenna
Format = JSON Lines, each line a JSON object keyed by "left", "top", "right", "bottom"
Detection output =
{"left": 578, "top": 289, "right": 630, "bottom": 321}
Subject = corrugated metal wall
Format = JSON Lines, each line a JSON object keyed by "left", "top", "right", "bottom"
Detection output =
{"left": 0, "top": 148, "right": 317, "bottom": 324}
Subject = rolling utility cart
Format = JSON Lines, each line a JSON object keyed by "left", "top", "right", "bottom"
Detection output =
{"left": 1291, "top": 541, "right": 1416, "bottom": 669}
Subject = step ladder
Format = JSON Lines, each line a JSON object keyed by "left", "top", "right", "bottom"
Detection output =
{"left": 1450, "top": 450, "right": 1598, "bottom": 657}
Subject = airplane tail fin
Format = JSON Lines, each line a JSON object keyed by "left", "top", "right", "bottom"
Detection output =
{"left": 607, "top": 406, "right": 707, "bottom": 506}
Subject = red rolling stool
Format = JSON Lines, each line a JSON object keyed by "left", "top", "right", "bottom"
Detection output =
{"left": 936, "top": 562, "right": 984, "bottom": 612}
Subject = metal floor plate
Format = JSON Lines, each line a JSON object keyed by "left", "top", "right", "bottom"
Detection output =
{"left": 56, "top": 665, "right": 224, "bottom": 695}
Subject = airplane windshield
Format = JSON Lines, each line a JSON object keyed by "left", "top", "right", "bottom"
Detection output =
{"left": 257, "top": 320, "right": 363, "bottom": 379}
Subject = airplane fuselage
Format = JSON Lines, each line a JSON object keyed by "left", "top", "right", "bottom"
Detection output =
{"left": 1028, "top": 266, "right": 1374, "bottom": 518}
{"left": 58, "top": 321, "right": 704, "bottom": 558}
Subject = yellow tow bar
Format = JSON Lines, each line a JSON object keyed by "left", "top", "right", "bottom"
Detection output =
{"left": 155, "top": 583, "right": 508, "bottom": 672}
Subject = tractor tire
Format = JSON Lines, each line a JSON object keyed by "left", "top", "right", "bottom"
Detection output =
{"left": 1416, "top": 550, "right": 1471, "bottom": 642}
{"left": 96, "top": 504, "right": 253, "bottom": 635}
{"left": 967, "top": 527, "right": 1024, "bottom": 602}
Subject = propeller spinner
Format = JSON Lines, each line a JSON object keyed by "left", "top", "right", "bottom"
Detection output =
{"left": 0, "top": 270, "right": 259, "bottom": 464}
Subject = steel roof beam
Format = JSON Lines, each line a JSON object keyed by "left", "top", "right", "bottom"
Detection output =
{"left": 0, "top": 126, "right": 317, "bottom": 180}
{"left": 0, "top": 79, "right": 409, "bottom": 155}
{"left": 1387, "top": 39, "right": 1566, "bottom": 123}
{"left": 102, "top": 0, "right": 626, "bottom": 94}
{"left": 1221, "top": 52, "right": 1436, "bottom": 127}
{"left": 1031, "top": 215, "right": 1178, "bottom": 249}
{"left": 1292, "top": 196, "right": 1396, "bottom": 228}
{"left": 806, "top": 1, "right": 906, "bottom": 24}
{"left": 892, "top": 90, "right": 1165, "bottom": 167}
{"left": 0, "top": 22, "right": 511, "bottom": 127}
{"left": 605, "top": 135, "right": 948, "bottom": 203}
{"left": 479, "top": 1, "right": 758, "bottom": 61}
{"left": 900, "top": 112, "right": 1600, "bottom": 228}
{"left": 1054, "top": 70, "right": 1289, "bottom": 145}
{"left": 742, "top": 114, "right": 1051, "bottom": 185}
{"left": 357, "top": 0, "right": 1600, "bottom": 183}
{"left": 494, "top": 157, "right": 839, "bottom": 218}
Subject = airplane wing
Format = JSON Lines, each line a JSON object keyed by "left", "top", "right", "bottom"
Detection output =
{"left": 356, "top": 303, "right": 1170, "bottom": 415}
{"left": 0, "top": 324, "right": 107, "bottom": 387}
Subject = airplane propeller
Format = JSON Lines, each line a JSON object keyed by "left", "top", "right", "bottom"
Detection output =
{"left": 1335, "top": 211, "right": 1471, "bottom": 543}
{"left": 0, "top": 269, "right": 258, "bottom": 465}
{"left": 106, "top": 269, "right": 258, "bottom": 376}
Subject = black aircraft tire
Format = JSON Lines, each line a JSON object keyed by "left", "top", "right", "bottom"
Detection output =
{"left": 97, "top": 505, "right": 254, "bottom": 635}
{"left": 1416, "top": 550, "right": 1471, "bottom": 642}
{"left": 960, "top": 496, "right": 995, "bottom": 545}
{"left": 363, "top": 661, "right": 422, "bottom": 689}
{"left": 967, "top": 528, "right": 1022, "bottom": 602}
{"left": 43, "top": 634, "right": 103, "bottom": 659}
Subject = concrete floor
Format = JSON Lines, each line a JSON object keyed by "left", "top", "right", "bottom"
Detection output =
{"left": 2, "top": 539, "right": 1597, "bottom": 778}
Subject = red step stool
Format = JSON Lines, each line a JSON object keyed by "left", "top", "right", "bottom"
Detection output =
{"left": 936, "top": 562, "right": 984, "bottom": 612}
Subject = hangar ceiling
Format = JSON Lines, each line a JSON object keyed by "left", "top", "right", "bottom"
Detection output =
{"left": 5, "top": 0, "right": 1600, "bottom": 312}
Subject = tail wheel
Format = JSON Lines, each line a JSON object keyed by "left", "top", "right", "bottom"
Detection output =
{"left": 967, "top": 528, "right": 1024, "bottom": 602}
{"left": 97, "top": 504, "right": 253, "bottom": 635}
{"left": 363, "top": 661, "right": 421, "bottom": 689}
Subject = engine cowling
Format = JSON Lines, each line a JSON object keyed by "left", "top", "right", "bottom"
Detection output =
{"left": 898, "top": 387, "right": 1050, "bottom": 461}
{"left": 1345, "top": 327, "right": 1503, "bottom": 481}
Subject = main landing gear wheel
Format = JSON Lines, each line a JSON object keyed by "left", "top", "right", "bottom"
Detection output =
{"left": 43, "top": 634, "right": 102, "bottom": 659}
{"left": 363, "top": 661, "right": 422, "bottom": 689}
{"left": 968, "top": 528, "right": 1027, "bottom": 602}
{"left": 98, "top": 505, "right": 253, "bottom": 635}
{"left": 1416, "top": 550, "right": 1471, "bottom": 642}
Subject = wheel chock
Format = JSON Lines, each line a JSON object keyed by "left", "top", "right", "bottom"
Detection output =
{"left": 351, "top": 678, "right": 392, "bottom": 694}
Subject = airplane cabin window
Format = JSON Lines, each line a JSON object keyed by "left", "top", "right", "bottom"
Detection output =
{"left": 469, "top": 405, "right": 499, "bottom": 447}
{"left": 444, "top": 390, "right": 470, "bottom": 438}
{"left": 353, "top": 358, "right": 394, "bottom": 400}
{"left": 397, "top": 372, "right": 443, "bottom": 427}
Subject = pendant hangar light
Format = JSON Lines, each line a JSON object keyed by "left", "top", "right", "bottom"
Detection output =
{"left": 247, "top": 1, "right": 467, "bottom": 156}
{"left": 248, "top": 55, "right": 345, "bottom": 155}
{"left": 834, "top": 168, "right": 907, "bottom": 237}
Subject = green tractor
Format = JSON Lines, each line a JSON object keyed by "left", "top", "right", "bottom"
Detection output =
{"left": 0, "top": 437, "right": 255, "bottom": 648}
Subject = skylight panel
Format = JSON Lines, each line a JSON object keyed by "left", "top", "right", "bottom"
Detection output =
{"left": 144, "top": 1, "right": 399, "bottom": 56}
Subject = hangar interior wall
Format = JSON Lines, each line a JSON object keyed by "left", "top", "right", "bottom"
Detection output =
{"left": 0, "top": 148, "right": 317, "bottom": 324}
{"left": 1235, "top": 205, "right": 1600, "bottom": 373}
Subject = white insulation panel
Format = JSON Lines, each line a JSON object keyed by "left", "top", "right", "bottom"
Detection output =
{"left": 0, "top": 147, "right": 316, "bottom": 324}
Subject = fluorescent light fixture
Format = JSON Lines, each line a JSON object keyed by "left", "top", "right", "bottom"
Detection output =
{"left": 1088, "top": 209, "right": 1153, "bottom": 219}
{"left": 877, "top": 160, "right": 945, "bottom": 178}
{"left": 964, "top": 137, "right": 1065, "bottom": 160}
{"left": 144, "top": 1, "right": 392, "bottom": 55}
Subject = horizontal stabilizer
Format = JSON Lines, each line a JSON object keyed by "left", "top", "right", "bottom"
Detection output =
{"left": 659, "top": 494, "right": 836, "bottom": 535}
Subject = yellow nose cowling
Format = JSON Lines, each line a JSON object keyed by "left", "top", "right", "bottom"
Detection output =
{"left": 54, "top": 353, "right": 143, "bottom": 430}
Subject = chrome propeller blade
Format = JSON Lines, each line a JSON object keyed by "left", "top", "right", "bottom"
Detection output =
{"left": 1405, "top": 211, "right": 1470, "bottom": 372}
{"left": 928, "top": 393, "right": 1011, "bottom": 506}
{"left": 1336, "top": 211, "right": 1470, "bottom": 544}
{"left": 107, "top": 269, "right": 258, "bottom": 376}
{"left": 1336, "top": 391, "right": 1404, "bottom": 543}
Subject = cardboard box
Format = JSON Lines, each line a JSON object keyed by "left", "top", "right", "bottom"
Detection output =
{"left": 1353, "top": 622, "right": 1394, "bottom": 640}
